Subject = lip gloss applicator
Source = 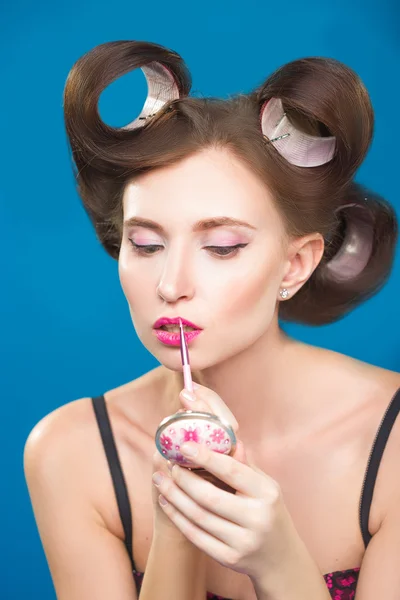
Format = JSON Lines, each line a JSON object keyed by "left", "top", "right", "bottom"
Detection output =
{"left": 175, "top": 320, "right": 237, "bottom": 493}
{"left": 154, "top": 318, "right": 237, "bottom": 492}
{"left": 179, "top": 318, "right": 194, "bottom": 393}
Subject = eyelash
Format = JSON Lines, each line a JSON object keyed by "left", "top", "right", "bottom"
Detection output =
{"left": 128, "top": 241, "right": 248, "bottom": 258}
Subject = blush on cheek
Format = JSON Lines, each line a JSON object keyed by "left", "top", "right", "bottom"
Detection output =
{"left": 221, "top": 264, "right": 279, "bottom": 321}
{"left": 120, "top": 268, "right": 155, "bottom": 300}
{"left": 118, "top": 251, "right": 161, "bottom": 322}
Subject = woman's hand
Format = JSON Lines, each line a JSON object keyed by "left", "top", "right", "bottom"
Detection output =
{"left": 152, "top": 383, "right": 297, "bottom": 584}
{"left": 177, "top": 383, "right": 243, "bottom": 492}
{"left": 151, "top": 383, "right": 241, "bottom": 539}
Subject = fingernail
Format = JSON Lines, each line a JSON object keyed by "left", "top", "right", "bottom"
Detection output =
{"left": 180, "top": 443, "right": 198, "bottom": 457}
{"left": 193, "top": 382, "right": 200, "bottom": 389}
{"left": 181, "top": 390, "right": 195, "bottom": 402}
{"left": 152, "top": 472, "right": 164, "bottom": 486}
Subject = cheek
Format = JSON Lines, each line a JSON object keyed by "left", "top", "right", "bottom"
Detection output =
{"left": 213, "top": 256, "right": 281, "bottom": 321}
{"left": 118, "top": 251, "right": 154, "bottom": 308}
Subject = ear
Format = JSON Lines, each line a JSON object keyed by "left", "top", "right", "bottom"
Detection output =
{"left": 280, "top": 233, "right": 324, "bottom": 297}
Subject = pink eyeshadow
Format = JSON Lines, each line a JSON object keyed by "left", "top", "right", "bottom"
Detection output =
{"left": 131, "top": 236, "right": 160, "bottom": 244}
{"left": 207, "top": 237, "right": 247, "bottom": 245}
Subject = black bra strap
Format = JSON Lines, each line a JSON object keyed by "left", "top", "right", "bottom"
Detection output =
{"left": 359, "top": 388, "right": 400, "bottom": 548}
{"left": 92, "top": 395, "right": 135, "bottom": 570}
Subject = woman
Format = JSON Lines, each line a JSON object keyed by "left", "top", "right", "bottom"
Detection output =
{"left": 24, "top": 41, "right": 400, "bottom": 600}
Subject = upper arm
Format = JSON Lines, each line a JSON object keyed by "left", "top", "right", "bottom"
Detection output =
{"left": 24, "top": 401, "right": 138, "bottom": 600}
{"left": 355, "top": 500, "right": 400, "bottom": 599}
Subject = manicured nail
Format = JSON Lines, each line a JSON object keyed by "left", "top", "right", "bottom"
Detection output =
{"left": 181, "top": 390, "right": 195, "bottom": 402}
{"left": 159, "top": 495, "right": 168, "bottom": 506}
{"left": 152, "top": 472, "right": 163, "bottom": 486}
{"left": 180, "top": 443, "right": 198, "bottom": 457}
{"left": 193, "top": 382, "right": 200, "bottom": 389}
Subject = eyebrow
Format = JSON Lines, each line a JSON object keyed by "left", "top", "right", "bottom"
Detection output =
{"left": 123, "top": 216, "right": 257, "bottom": 233}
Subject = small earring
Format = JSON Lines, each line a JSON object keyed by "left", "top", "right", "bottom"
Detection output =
{"left": 279, "top": 288, "right": 289, "bottom": 299}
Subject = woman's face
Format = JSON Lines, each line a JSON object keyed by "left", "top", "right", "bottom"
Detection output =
{"left": 118, "top": 147, "right": 288, "bottom": 372}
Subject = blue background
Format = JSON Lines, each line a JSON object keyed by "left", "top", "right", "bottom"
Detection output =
{"left": 1, "top": 0, "right": 399, "bottom": 597}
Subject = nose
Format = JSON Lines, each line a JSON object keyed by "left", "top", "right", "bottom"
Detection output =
{"left": 156, "top": 245, "right": 195, "bottom": 304}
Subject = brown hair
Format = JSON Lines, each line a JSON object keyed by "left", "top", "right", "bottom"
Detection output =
{"left": 63, "top": 40, "right": 398, "bottom": 325}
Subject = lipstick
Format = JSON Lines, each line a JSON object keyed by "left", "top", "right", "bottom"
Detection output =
{"left": 153, "top": 316, "right": 202, "bottom": 347}
{"left": 179, "top": 318, "right": 194, "bottom": 393}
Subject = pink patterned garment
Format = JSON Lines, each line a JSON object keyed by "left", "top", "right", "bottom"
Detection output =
{"left": 133, "top": 566, "right": 360, "bottom": 599}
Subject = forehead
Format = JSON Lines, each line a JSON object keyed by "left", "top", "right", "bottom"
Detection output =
{"left": 122, "top": 147, "right": 281, "bottom": 228}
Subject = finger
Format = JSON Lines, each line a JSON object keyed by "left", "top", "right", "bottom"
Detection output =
{"left": 152, "top": 452, "right": 174, "bottom": 508}
{"left": 179, "top": 389, "right": 211, "bottom": 417}
{"left": 232, "top": 439, "right": 248, "bottom": 465}
{"left": 193, "top": 439, "right": 248, "bottom": 494}
{"left": 153, "top": 450, "right": 173, "bottom": 474}
{"left": 179, "top": 385, "right": 239, "bottom": 433}
{"left": 170, "top": 463, "right": 253, "bottom": 529}
{"left": 157, "top": 498, "right": 237, "bottom": 569}
{"left": 192, "top": 384, "right": 239, "bottom": 432}
{"left": 158, "top": 467, "right": 248, "bottom": 546}
{"left": 233, "top": 441, "right": 266, "bottom": 476}
{"left": 178, "top": 442, "right": 279, "bottom": 500}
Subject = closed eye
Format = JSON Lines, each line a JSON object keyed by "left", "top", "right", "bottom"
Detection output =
{"left": 128, "top": 241, "right": 162, "bottom": 255}
{"left": 205, "top": 244, "right": 248, "bottom": 257}
{"left": 128, "top": 241, "right": 248, "bottom": 258}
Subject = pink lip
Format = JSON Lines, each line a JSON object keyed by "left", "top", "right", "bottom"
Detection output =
{"left": 153, "top": 316, "right": 203, "bottom": 347}
{"left": 153, "top": 328, "right": 202, "bottom": 346}
{"left": 153, "top": 316, "right": 202, "bottom": 330}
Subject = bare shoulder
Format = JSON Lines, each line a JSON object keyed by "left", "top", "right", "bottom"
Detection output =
{"left": 24, "top": 395, "right": 112, "bottom": 518}
{"left": 22, "top": 370, "right": 169, "bottom": 599}
{"left": 24, "top": 396, "right": 96, "bottom": 471}
{"left": 23, "top": 393, "right": 144, "bottom": 599}
{"left": 24, "top": 367, "right": 166, "bottom": 532}
{"left": 310, "top": 343, "right": 400, "bottom": 406}
{"left": 23, "top": 365, "right": 165, "bottom": 473}
{"left": 322, "top": 348, "right": 400, "bottom": 514}
{"left": 365, "top": 363, "right": 400, "bottom": 514}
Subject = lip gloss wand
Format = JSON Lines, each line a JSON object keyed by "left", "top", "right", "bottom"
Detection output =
{"left": 176, "top": 320, "right": 237, "bottom": 492}
{"left": 155, "top": 319, "right": 237, "bottom": 490}
{"left": 179, "top": 318, "right": 194, "bottom": 393}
